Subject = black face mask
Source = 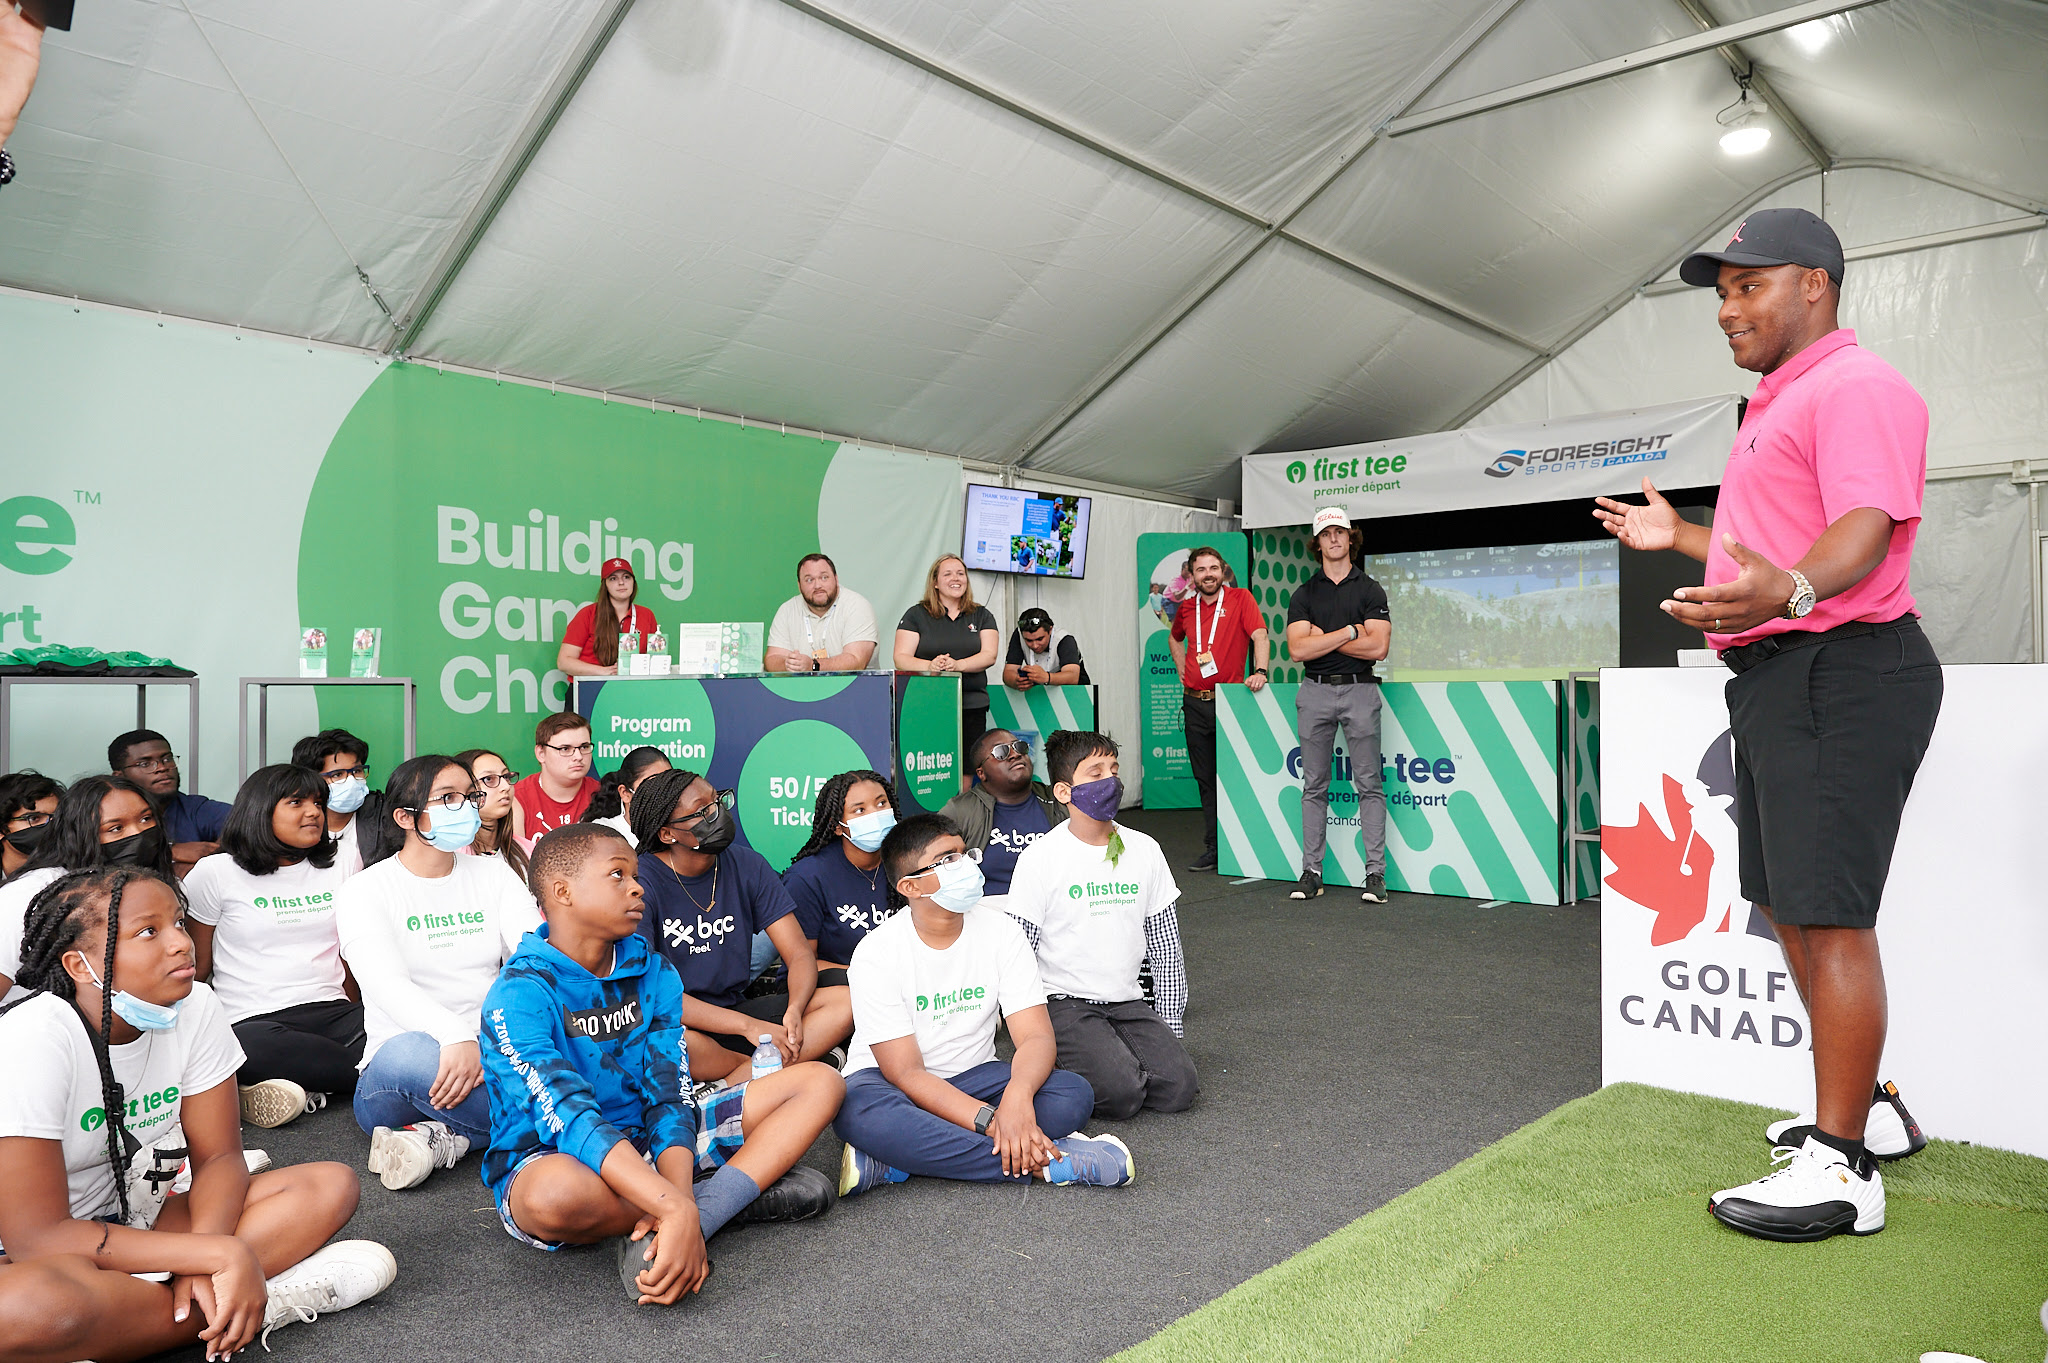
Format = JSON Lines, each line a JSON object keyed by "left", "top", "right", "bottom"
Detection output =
{"left": 689, "top": 803, "right": 736, "bottom": 856}
{"left": 4, "top": 822, "right": 49, "bottom": 856}
{"left": 101, "top": 825, "right": 166, "bottom": 867}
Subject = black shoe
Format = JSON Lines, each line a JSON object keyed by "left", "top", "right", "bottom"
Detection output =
{"left": 1360, "top": 872, "right": 1386, "bottom": 903}
{"left": 738, "top": 1165, "right": 837, "bottom": 1224}
{"left": 1188, "top": 851, "right": 1218, "bottom": 872}
{"left": 1289, "top": 870, "right": 1323, "bottom": 899}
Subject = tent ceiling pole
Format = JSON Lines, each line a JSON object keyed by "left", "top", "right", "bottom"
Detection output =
{"left": 997, "top": 0, "right": 1533, "bottom": 470}
{"left": 1636, "top": 214, "right": 2047, "bottom": 296}
{"left": 1442, "top": 165, "right": 1820, "bottom": 428}
{"left": 386, "top": 0, "right": 640, "bottom": 357}
{"left": 1670, "top": 0, "right": 1834, "bottom": 170}
{"left": 1842, "top": 158, "right": 2048, "bottom": 218}
{"left": 773, "top": 0, "right": 1537, "bottom": 393}
{"left": 1386, "top": 0, "right": 1890, "bottom": 137}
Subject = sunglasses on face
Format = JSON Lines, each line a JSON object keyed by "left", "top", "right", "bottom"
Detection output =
{"left": 986, "top": 739, "right": 1032, "bottom": 762}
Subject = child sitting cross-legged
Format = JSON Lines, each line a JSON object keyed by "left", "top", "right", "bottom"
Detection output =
{"left": 480, "top": 825, "right": 844, "bottom": 1306}
{"left": 832, "top": 812, "right": 1134, "bottom": 1197}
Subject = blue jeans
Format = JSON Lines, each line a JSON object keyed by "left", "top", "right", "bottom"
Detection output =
{"left": 352, "top": 1031, "right": 491, "bottom": 1147}
{"left": 834, "top": 1060, "right": 1095, "bottom": 1182}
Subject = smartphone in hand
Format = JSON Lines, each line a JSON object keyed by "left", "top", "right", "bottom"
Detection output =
{"left": 18, "top": 0, "right": 75, "bottom": 32}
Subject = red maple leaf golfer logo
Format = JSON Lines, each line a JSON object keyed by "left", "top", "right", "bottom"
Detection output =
{"left": 1603, "top": 774, "right": 1714, "bottom": 946}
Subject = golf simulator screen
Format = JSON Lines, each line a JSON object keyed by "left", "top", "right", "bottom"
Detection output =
{"left": 962, "top": 483, "right": 1092, "bottom": 579}
{"left": 1361, "top": 538, "right": 1619, "bottom": 670}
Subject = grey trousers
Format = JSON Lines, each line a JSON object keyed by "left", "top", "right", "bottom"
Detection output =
{"left": 1297, "top": 679, "right": 1387, "bottom": 877}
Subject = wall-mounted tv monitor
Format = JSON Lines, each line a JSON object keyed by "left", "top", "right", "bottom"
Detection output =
{"left": 961, "top": 484, "right": 1091, "bottom": 579}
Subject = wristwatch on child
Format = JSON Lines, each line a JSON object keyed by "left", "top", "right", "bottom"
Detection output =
{"left": 973, "top": 1103, "right": 996, "bottom": 1135}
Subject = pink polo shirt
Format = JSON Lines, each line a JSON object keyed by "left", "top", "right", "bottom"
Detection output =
{"left": 1706, "top": 329, "right": 1926, "bottom": 649}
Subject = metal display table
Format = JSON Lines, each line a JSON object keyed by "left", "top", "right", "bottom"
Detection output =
{"left": 239, "top": 677, "right": 416, "bottom": 782}
{"left": 0, "top": 675, "right": 202, "bottom": 788}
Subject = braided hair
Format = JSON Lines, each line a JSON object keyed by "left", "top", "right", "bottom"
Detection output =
{"left": 627, "top": 768, "right": 704, "bottom": 855}
{"left": 0, "top": 866, "right": 181, "bottom": 1227}
{"left": 790, "top": 769, "right": 895, "bottom": 864}
{"left": 582, "top": 746, "right": 672, "bottom": 822}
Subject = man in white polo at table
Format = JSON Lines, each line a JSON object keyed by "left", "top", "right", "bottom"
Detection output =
{"left": 1594, "top": 207, "right": 1941, "bottom": 1243}
{"left": 1283, "top": 506, "right": 1391, "bottom": 904}
{"left": 764, "top": 552, "right": 879, "bottom": 673}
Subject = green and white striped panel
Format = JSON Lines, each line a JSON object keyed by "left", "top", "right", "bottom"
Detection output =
{"left": 986, "top": 685, "right": 1096, "bottom": 784}
{"left": 1217, "top": 681, "right": 1562, "bottom": 905}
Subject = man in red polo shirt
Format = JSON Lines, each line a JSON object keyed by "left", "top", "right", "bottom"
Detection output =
{"left": 1167, "top": 546, "right": 1268, "bottom": 873}
{"left": 512, "top": 711, "right": 600, "bottom": 851}
{"left": 1595, "top": 208, "right": 1942, "bottom": 1243}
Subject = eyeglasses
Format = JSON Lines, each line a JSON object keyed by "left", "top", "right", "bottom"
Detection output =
{"left": 542, "top": 742, "right": 595, "bottom": 757}
{"left": 410, "top": 790, "right": 484, "bottom": 814}
{"left": 909, "top": 846, "right": 982, "bottom": 878}
{"left": 472, "top": 771, "right": 519, "bottom": 790}
{"left": 986, "top": 739, "right": 1032, "bottom": 762}
{"left": 320, "top": 765, "right": 368, "bottom": 783}
{"left": 665, "top": 789, "right": 736, "bottom": 830}
{"left": 6, "top": 810, "right": 52, "bottom": 829}
{"left": 122, "top": 753, "right": 178, "bottom": 773}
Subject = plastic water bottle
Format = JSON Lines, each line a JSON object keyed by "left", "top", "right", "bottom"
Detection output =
{"left": 751, "top": 1035, "right": 783, "bottom": 1079}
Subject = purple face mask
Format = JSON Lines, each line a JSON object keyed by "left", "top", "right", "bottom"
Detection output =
{"left": 1066, "top": 775, "right": 1122, "bottom": 822}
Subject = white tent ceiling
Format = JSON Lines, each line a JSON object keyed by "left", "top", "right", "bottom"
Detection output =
{"left": 4, "top": 0, "right": 2043, "bottom": 500}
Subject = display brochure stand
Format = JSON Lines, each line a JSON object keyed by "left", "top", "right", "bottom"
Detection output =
{"left": 0, "top": 675, "right": 202, "bottom": 790}
{"left": 239, "top": 676, "right": 417, "bottom": 783}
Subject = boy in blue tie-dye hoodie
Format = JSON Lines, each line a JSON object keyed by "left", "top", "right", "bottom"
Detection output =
{"left": 479, "top": 825, "right": 843, "bottom": 1305}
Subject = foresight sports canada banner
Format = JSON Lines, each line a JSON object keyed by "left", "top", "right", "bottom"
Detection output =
{"left": 1240, "top": 395, "right": 1739, "bottom": 526}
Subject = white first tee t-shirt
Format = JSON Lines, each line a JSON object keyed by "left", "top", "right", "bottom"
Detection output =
{"left": 0, "top": 866, "right": 65, "bottom": 994}
{"left": 335, "top": 853, "right": 540, "bottom": 1067}
{"left": 183, "top": 853, "right": 352, "bottom": 1023}
{"left": 0, "top": 983, "right": 244, "bottom": 1228}
{"left": 842, "top": 906, "right": 1045, "bottom": 1080}
{"left": 1006, "top": 822, "right": 1178, "bottom": 1003}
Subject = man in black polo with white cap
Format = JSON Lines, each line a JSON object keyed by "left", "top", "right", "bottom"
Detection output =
{"left": 1596, "top": 207, "right": 1941, "bottom": 1242}
{"left": 1284, "top": 506, "right": 1391, "bottom": 903}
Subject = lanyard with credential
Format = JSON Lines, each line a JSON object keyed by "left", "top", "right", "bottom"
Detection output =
{"left": 1193, "top": 592, "right": 1223, "bottom": 679}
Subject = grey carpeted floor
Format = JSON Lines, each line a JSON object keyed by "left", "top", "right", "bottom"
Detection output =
{"left": 175, "top": 810, "right": 1599, "bottom": 1363}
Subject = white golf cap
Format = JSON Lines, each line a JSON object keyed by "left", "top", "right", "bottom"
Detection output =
{"left": 1312, "top": 506, "right": 1351, "bottom": 536}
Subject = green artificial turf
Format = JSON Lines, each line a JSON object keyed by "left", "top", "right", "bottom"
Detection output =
{"left": 1114, "top": 1083, "right": 2048, "bottom": 1363}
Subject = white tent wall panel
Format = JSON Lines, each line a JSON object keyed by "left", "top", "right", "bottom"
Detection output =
{"left": 1026, "top": 239, "right": 1529, "bottom": 498}
{"left": 408, "top": 0, "right": 1248, "bottom": 462}
{"left": 0, "top": 0, "right": 603, "bottom": 349}
{"left": 812, "top": 0, "right": 1508, "bottom": 215}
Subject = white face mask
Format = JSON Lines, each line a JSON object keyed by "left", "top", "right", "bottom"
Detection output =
{"left": 327, "top": 775, "right": 369, "bottom": 814}
{"left": 843, "top": 808, "right": 897, "bottom": 852}
{"left": 928, "top": 857, "right": 984, "bottom": 914}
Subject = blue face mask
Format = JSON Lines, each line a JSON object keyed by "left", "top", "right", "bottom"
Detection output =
{"left": 843, "top": 808, "right": 897, "bottom": 853}
{"left": 327, "top": 775, "right": 369, "bottom": 814}
{"left": 418, "top": 800, "right": 482, "bottom": 853}
{"left": 928, "top": 857, "right": 984, "bottom": 914}
{"left": 81, "top": 956, "right": 184, "bottom": 1031}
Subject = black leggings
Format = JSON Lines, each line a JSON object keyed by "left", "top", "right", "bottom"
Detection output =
{"left": 233, "top": 999, "right": 366, "bottom": 1095}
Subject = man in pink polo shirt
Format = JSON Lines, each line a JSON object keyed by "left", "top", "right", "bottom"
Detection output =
{"left": 1594, "top": 208, "right": 1943, "bottom": 1244}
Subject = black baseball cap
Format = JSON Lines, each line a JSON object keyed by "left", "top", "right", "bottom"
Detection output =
{"left": 1679, "top": 207, "right": 1844, "bottom": 288}
{"left": 1018, "top": 607, "right": 1054, "bottom": 632}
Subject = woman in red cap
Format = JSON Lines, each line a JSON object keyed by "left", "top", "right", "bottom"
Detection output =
{"left": 557, "top": 559, "right": 659, "bottom": 678}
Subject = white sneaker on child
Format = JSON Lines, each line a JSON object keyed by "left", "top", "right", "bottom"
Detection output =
{"left": 367, "top": 1121, "right": 469, "bottom": 1191}
{"left": 239, "top": 1079, "right": 310, "bottom": 1129}
{"left": 261, "top": 1240, "right": 397, "bottom": 1347}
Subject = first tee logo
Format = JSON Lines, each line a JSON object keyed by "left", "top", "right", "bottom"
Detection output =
{"left": 1285, "top": 461, "right": 1307, "bottom": 485}
{"left": 1068, "top": 885, "right": 1084, "bottom": 899}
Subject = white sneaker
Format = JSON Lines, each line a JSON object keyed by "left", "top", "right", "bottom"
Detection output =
{"left": 367, "top": 1121, "right": 470, "bottom": 1191}
{"left": 170, "top": 1147, "right": 273, "bottom": 1195}
{"left": 1764, "top": 1080, "right": 1926, "bottom": 1161}
{"left": 240, "top": 1079, "right": 310, "bottom": 1129}
{"left": 260, "top": 1240, "right": 397, "bottom": 1347}
{"left": 1710, "top": 1135, "right": 1884, "bottom": 1241}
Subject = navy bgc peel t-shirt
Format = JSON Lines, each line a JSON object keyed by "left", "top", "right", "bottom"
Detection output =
{"left": 636, "top": 845, "right": 796, "bottom": 1007}
{"left": 782, "top": 843, "right": 893, "bottom": 967}
{"left": 983, "top": 796, "right": 1052, "bottom": 896}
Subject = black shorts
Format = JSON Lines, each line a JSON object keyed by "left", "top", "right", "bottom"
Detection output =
{"left": 706, "top": 993, "right": 792, "bottom": 1056}
{"left": 1727, "top": 618, "right": 1942, "bottom": 928}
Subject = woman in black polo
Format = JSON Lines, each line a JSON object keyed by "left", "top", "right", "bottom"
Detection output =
{"left": 893, "top": 555, "right": 1000, "bottom": 771}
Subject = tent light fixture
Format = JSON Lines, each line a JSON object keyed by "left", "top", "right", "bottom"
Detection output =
{"left": 1716, "top": 72, "right": 1772, "bottom": 156}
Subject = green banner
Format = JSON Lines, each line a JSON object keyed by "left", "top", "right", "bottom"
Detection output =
{"left": 1217, "top": 680, "right": 1562, "bottom": 905}
{"left": 1135, "top": 531, "right": 1249, "bottom": 809}
{"left": 985, "top": 684, "right": 1096, "bottom": 784}
{"left": 893, "top": 674, "right": 962, "bottom": 813}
